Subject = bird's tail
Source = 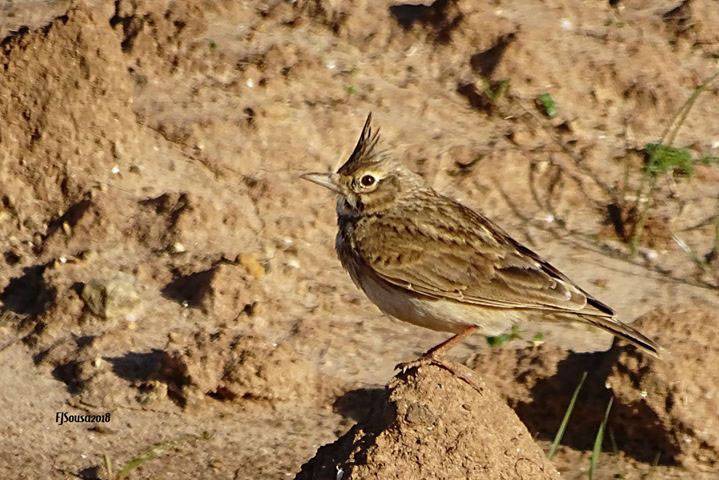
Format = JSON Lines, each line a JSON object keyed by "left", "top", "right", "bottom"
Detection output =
{"left": 582, "top": 315, "right": 661, "bottom": 358}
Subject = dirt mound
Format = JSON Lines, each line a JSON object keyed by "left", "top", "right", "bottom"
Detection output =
{"left": 161, "top": 328, "right": 323, "bottom": 407}
{"left": 607, "top": 306, "right": 719, "bottom": 471}
{"left": 470, "top": 344, "right": 621, "bottom": 456}
{"left": 34, "top": 325, "right": 324, "bottom": 410}
{"left": 0, "top": 0, "right": 291, "bottom": 418}
{"left": 296, "top": 364, "right": 559, "bottom": 480}
{"left": 0, "top": 2, "right": 143, "bottom": 247}
{"left": 0, "top": 1, "right": 263, "bottom": 350}
{"left": 470, "top": 344, "right": 572, "bottom": 406}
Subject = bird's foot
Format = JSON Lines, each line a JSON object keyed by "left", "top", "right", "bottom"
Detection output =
{"left": 395, "top": 355, "right": 484, "bottom": 394}
{"left": 394, "top": 355, "right": 434, "bottom": 374}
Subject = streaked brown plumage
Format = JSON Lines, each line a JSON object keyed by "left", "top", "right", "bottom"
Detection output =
{"left": 302, "top": 114, "right": 659, "bottom": 365}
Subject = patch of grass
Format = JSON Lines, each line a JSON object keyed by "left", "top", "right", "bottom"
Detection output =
{"left": 208, "top": 40, "right": 217, "bottom": 50}
{"left": 483, "top": 78, "right": 510, "bottom": 103}
{"left": 536, "top": 93, "right": 558, "bottom": 118}
{"left": 588, "top": 396, "right": 613, "bottom": 480}
{"left": 485, "top": 324, "right": 521, "bottom": 347}
{"left": 643, "top": 143, "right": 694, "bottom": 177}
{"left": 345, "top": 84, "right": 357, "bottom": 95}
{"left": 547, "top": 371, "right": 587, "bottom": 460}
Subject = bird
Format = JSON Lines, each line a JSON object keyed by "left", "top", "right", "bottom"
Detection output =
{"left": 301, "top": 113, "right": 659, "bottom": 381}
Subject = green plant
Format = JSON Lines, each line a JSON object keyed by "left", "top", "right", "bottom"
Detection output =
{"left": 483, "top": 79, "right": 510, "bottom": 104}
{"left": 629, "top": 70, "right": 719, "bottom": 254}
{"left": 536, "top": 93, "right": 558, "bottom": 118}
{"left": 485, "top": 324, "right": 521, "bottom": 347}
{"left": 589, "top": 397, "right": 614, "bottom": 480}
{"left": 548, "top": 371, "right": 588, "bottom": 460}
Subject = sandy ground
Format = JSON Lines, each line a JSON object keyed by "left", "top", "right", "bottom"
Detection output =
{"left": 1, "top": 0, "right": 718, "bottom": 479}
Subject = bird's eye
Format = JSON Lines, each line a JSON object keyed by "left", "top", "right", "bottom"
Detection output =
{"left": 360, "top": 174, "right": 376, "bottom": 187}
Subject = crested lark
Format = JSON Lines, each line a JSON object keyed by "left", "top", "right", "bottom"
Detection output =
{"left": 302, "top": 114, "right": 659, "bottom": 377}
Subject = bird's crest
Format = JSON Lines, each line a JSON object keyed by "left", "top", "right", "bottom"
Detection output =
{"left": 337, "top": 113, "right": 382, "bottom": 175}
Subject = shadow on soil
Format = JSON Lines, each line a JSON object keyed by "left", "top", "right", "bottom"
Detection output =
{"left": 512, "top": 349, "right": 679, "bottom": 465}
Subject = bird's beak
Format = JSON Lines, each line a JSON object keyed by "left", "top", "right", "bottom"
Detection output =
{"left": 300, "top": 172, "right": 342, "bottom": 194}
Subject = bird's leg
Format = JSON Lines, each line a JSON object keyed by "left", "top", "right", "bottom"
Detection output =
{"left": 395, "top": 325, "right": 483, "bottom": 393}
{"left": 423, "top": 325, "right": 478, "bottom": 358}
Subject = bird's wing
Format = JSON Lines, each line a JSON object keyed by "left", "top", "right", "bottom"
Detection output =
{"left": 353, "top": 194, "right": 613, "bottom": 317}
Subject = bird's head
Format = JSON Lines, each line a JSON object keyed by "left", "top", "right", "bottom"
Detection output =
{"left": 301, "top": 113, "right": 424, "bottom": 215}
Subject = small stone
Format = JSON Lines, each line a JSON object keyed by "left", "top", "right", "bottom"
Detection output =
{"left": 81, "top": 282, "right": 106, "bottom": 318}
{"left": 137, "top": 381, "right": 168, "bottom": 404}
{"left": 239, "top": 253, "right": 265, "bottom": 278}
{"left": 80, "top": 274, "right": 141, "bottom": 320}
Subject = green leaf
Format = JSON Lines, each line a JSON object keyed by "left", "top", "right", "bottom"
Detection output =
{"left": 536, "top": 93, "right": 558, "bottom": 118}
{"left": 548, "top": 371, "right": 587, "bottom": 460}
{"left": 589, "top": 397, "right": 614, "bottom": 480}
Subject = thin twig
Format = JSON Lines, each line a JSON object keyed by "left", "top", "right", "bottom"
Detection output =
{"left": 511, "top": 98, "right": 615, "bottom": 197}
{"left": 103, "top": 453, "right": 113, "bottom": 480}
{"left": 496, "top": 184, "right": 719, "bottom": 290}
{"left": 713, "top": 197, "right": 719, "bottom": 261}
{"left": 629, "top": 70, "right": 719, "bottom": 253}
{"left": 662, "top": 71, "right": 719, "bottom": 147}
{"left": 677, "top": 214, "right": 719, "bottom": 232}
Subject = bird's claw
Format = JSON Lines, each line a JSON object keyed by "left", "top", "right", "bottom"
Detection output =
{"left": 394, "top": 355, "right": 484, "bottom": 394}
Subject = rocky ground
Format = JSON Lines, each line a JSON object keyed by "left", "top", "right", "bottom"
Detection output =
{"left": 0, "top": 1, "right": 718, "bottom": 479}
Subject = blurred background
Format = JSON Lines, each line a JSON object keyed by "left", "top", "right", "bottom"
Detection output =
{"left": 0, "top": 0, "right": 717, "bottom": 478}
